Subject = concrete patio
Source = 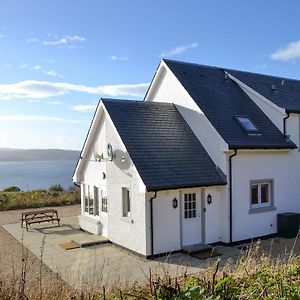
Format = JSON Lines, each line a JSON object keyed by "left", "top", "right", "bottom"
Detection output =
{"left": 2, "top": 215, "right": 242, "bottom": 289}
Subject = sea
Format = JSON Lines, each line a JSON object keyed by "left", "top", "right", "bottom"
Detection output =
{"left": 0, "top": 160, "right": 78, "bottom": 191}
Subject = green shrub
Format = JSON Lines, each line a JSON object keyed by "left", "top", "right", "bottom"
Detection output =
{"left": 49, "top": 184, "right": 64, "bottom": 192}
{"left": 2, "top": 186, "right": 22, "bottom": 192}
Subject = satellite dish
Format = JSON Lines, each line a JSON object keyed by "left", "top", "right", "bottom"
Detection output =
{"left": 107, "top": 143, "right": 114, "bottom": 161}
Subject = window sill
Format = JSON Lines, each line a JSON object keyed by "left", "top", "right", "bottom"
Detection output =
{"left": 121, "top": 216, "right": 134, "bottom": 224}
{"left": 249, "top": 206, "right": 276, "bottom": 214}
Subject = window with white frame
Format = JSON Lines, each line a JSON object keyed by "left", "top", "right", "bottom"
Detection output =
{"left": 184, "top": 193, "right": 196, "bottom": 218}
{"left": 250, "top": 180, "right": 273, "bottom": 211}
{"left": 83, "top": 184, "right": 99, "bottom": 215}
{"left": 122, "top": 187, "right": 131, "bottom": 217}
{"left": 101, "top": 196, "right": 108, "bottom": 213}
{"left": 94, "top": 186, "right": 99, "bottom": 216}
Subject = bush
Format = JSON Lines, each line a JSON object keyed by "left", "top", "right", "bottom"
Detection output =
{"left": 48, "top": 184, "right": 64, "bottom": 192}
{"left": 2, "top": 186, "right": 22, "bottom": 192}
{"left": 0, "top": 189, "right": 80, "bottom": 211}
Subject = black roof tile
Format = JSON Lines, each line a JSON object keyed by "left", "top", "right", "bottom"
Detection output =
{"left": 164, "top": 59, "right": 296, "bottom": 150}
{"left": 103, "top": 98, "right": 227, "bottom": 191}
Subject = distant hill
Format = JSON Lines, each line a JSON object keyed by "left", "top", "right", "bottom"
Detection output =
{"left": 0, "top": 148, "right": 80, "bottom": 161}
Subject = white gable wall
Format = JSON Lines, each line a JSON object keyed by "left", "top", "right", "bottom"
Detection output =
{"left": 228, "top": 74, "right": 286, "bottom": 132}
{"left": 145, "top": 65, "right": 228, "bottom": 172}
{"left": 105, "top": 117, "right": 148, "bottom": 255}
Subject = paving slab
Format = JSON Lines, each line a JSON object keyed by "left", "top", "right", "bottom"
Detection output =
{"left": 2, "top": 215, "right": 241, "bottom": 289}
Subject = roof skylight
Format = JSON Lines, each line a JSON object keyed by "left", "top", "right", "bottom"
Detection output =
{"left": 236, "top": 116, "right": 258, "bottom": 132}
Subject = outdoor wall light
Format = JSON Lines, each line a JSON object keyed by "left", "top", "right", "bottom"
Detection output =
{"left": 172, "top": 198, "right": 178, "bottom": 208}
{"left": 207, "top": 194, "right": 212, "bottom": 205}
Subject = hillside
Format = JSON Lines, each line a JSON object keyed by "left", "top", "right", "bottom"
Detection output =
{"left": 0, "top": 148, "right": 80, "bottom": 161}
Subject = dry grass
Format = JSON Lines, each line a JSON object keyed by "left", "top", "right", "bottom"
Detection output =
{"left": 1, "top": 237, "right": 300, "bottom": 299}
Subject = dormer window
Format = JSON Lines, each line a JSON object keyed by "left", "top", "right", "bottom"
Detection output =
{"left": 235, "top": 116, "right": 259, "bottom": 133}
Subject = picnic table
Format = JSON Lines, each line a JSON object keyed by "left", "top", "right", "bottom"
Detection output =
{"left": 21, "top": 208, "right": 60, "bottom": 231}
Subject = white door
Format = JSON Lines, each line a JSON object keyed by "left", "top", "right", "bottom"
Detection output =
{"left": 181, "top": 191, "right": 203, "bottom": 246}
{"left": 99, "top": 188, "right": 108, "bottom": 237}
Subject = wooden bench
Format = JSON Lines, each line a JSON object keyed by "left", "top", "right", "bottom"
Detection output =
{"left": 21, "top": 209, "right": 60, "bottom": 231}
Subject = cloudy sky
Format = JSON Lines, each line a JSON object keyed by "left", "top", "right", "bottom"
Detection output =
{"left": 1, "top": 0, "right": 300, "bottom": 150}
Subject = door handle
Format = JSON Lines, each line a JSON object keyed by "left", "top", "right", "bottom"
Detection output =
{"left": 203, "top": 208, "right": 206, "bottom": 213}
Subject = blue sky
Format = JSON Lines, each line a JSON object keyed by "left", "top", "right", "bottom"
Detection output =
{"left": 1, "top": 0, "right": 300, "bottom": 150}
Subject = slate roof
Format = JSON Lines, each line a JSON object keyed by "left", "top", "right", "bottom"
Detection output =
{"left": 163, "top": 59, "right": 296, "bottom": 150}
{"left": 228, "top": 69, "right": 300, "bottom": 113}
{"left": 102, "top": 98, "right": 227, "bottom": 191}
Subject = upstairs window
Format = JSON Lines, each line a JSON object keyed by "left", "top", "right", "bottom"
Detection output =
{"left": 236, "top": 116, "right": 259, "bottom": 132}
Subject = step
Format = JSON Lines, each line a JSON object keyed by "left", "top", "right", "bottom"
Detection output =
{"left": 182, "top": 243, "right": 212, "bottom": 254}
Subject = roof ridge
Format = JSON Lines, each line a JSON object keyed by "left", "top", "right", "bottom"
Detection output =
{"left": 163, "top": 58, "right": 300, "bottom": 83}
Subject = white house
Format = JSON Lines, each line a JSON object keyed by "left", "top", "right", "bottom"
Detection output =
{"left": 73, "top": 59, "right": 300, "bottom": 258}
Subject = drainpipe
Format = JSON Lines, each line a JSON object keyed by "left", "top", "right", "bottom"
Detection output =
{"left": 283, "top": 112, "right": 290, "bottom": 137}
{"left": 229, "top": 149, "right": 237, "bottom": 243}
{"left": 149, "top": 191, "right": 157, "bottom": 257}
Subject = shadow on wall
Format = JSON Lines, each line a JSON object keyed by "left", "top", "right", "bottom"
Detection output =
{"left": 113, "top": 149, "right": 131, "bottom": 172}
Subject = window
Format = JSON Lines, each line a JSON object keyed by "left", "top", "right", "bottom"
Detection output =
{"left": 84, "top": 185, "right": 90, "bottom": 213}
{"left": 250, "top": 180, "right": 274, "bottom": 212}
{"left": 236, "top": 116, "right": 258, "bottom": 132}
{"left": 101, "top": 196, "right": 108, "bottom": 213}
{"left": 94, "top": 187, "right": 99, "bottom": 216}
{"left": 184, "top": 193, "right": 196, "bottom": 218}
{"left": 122, "top": 187, "right": 131, "bottom": 217}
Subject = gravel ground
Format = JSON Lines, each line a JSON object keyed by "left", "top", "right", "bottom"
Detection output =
{"left": 0, "top": 205, "right": 80, "bottom": 295}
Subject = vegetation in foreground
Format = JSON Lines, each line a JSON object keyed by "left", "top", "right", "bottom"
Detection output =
{"left": 0, "top": 241, "right": 300, "bottom": 299}
{"left": 0, "top": 185, "right": 80, "bottom": 211}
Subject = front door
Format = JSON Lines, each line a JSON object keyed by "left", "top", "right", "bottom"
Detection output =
{"left": 181, "top": 190, "right": 203, "bottom": 246}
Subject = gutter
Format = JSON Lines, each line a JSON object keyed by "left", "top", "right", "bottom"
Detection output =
{"left": 229, "top": 149, "right": 237, "bottom": 243}
{"left": 149, "top": 191, "right": 157, "bottom": 257}
{"left": 283, "top": 112, "right": 290, "bottom": 137}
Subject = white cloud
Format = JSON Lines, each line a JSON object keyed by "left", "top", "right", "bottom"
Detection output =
{"left": 44, "top": 69, "right": 58, "bottom": 77}
{"left": 19, "top": 63, "right": 62, "bottom": 77}
{"left": 65, "top": 35, "right": 86, "bottom": 42}
{"left": 0, "top": 80, "right": 149, "bottom": 100}
{"left": 47, "top": 100, "right": 64, "bottom": 105}
{"left": 4, "top": 64, "right": 12, "bottom": 68}
{"left": 0, "top": 34, "right": 7, "bottom": 38}
{"left": 32, "top": 65, "right": 41, "bottom": 70}
{"left": 160, "top": 42, "right": 198, "bottom": 57}
{"left": 20, "top": 64, "right": 30, "bottom": 69}
{"left": 0, "top": 114, "right": 82, "bottom": 124}
{"left": 270, "top": 41, "right": 300, "bottom": 61}
{"left": 26, "top": 37, "right": 39, "bottom": 43}
{"left": 28, "top": 34, "right": 86, "bottom": 49}
{"left": 71, "top": 104, "right": 97, "bottom": 112}
{"left": 110, "top": 55, "right": 129, "bottom": 61}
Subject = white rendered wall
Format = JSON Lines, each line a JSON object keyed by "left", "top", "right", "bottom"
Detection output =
{"left": 147, "top": 186, "right": 225, "bottom": 256}
{"left": 204, "top": 186, "right": 227, "bottom": 244}
{"left": 105, "top": 118, "right": 148, "bottom": 256}
{"left": 151, "top": 190, "right": 181, "bottom": 255}
{"left": 145, "top": 66, "right": 228, "bottom": 172}
{"left": 231, "top": 150, "right": 300, "bottom": 241}
{"left": 287, "top": 114, "right": 300, "bottom": 148}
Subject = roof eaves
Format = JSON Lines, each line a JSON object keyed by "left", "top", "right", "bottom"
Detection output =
{"left": 146, "top": 180, "right": 227, "bottom": 193}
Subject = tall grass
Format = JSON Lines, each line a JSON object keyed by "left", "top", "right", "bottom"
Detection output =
{"left": 1, "top": 239, "right": 300, "bottom": 299}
